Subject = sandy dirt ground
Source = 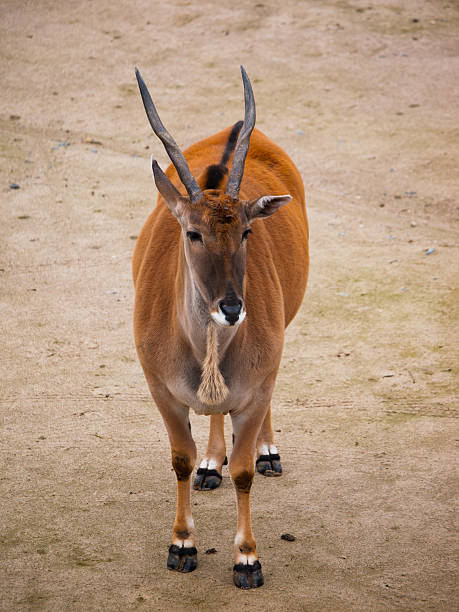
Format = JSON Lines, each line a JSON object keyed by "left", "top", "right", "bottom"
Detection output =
{"left": 1, "top": 1, "right": 458, "bottom": 610}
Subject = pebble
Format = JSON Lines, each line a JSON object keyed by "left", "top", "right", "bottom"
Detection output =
{"left": 410, "top": 221, "right": 417, "bottom": 227}
{"left": 85, "top": 137, "right": 103, "bottom": 145}
{"left": 281, "top": 533, "right": 296, "bottom": 542}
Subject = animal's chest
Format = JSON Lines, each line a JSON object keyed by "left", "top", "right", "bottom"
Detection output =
{"left": 138, "top": 319, "right": 282, "bottom": 415}
{"left": 165, "top": 354, "right": 252, "bottom": 416}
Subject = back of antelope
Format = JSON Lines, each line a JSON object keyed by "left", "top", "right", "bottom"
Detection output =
{"left": 133, "top": 66, "right": 309, "bottom": 589}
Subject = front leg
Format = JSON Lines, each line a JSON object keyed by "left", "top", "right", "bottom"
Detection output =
{"left": 149, "top": 384, "right": 198, "bottom": 573}
{"left": 229, "top": 404, "right": 269, "bottom": 589}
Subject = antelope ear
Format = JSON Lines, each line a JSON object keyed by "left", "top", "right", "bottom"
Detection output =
{"left": 246, "top": 194, "right": 292, "bottom": 220}
{"left": 151, "top": 156, "right": 186, "bottom": 219}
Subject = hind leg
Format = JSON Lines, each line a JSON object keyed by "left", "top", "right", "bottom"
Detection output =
{"left": 193, "top": 414, "right": 228, "bottom": 490}
{"left": 256, "top": 405, "right": 282, "bottom": 477}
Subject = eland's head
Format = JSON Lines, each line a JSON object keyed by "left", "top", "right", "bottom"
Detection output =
{"left": 135, "top": 66, "right": 291, "bottom": 327}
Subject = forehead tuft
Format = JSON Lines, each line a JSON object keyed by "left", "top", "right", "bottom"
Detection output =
{"left": 200, "top": 194, "right": 242, "bottom": 232}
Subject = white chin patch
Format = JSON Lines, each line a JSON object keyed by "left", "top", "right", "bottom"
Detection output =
{"left": 211, "top": 308, "right": 246, "bottom": 327}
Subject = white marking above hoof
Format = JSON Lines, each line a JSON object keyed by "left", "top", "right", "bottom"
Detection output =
{"left": 199, "top": 458, "right": 219, "bottom": 470}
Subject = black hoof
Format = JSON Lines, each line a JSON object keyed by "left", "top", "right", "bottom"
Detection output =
{"left": 193, "top": 457, "right": 227, "bottom": 491}
{"left": 256, "top": 453, "right": 282, "bottom": 477}
{"left": 167, "top": 545, "right": 197, "bottom": 573}
{"left": 193, "top": 468, "right": 222, "bottom": 490}
{"left": 233, "top": 560, "right": 264, "bottom": 589}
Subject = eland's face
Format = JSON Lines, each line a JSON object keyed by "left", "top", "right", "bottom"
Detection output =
{"left": 179, "top": 191, "right": 251, "bottom": 328}
{"left": 135, "top": 67, "right": 291, "bottom": 328}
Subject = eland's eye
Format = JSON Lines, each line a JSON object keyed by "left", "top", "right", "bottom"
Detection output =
{"left": 187, "top": 231, "right": 203, "bottom": 243}
{"left": 242, "top": 228, "right": 252, "bottom": 242}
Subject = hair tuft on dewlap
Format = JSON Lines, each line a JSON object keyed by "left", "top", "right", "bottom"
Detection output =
{"left": 197, "top": 323, "right": 229, "bottom": 405}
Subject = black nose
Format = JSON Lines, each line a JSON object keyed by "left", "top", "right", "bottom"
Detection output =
{"left": 220, "top": 300, "right": 242, "bottom": 325}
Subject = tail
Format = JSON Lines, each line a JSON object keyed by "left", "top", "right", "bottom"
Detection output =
{"left": 220, "top": 120, "right": 243, "bottom": 166}
{"left": 203, "top": 121, "right": 243, "bottom": 190}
